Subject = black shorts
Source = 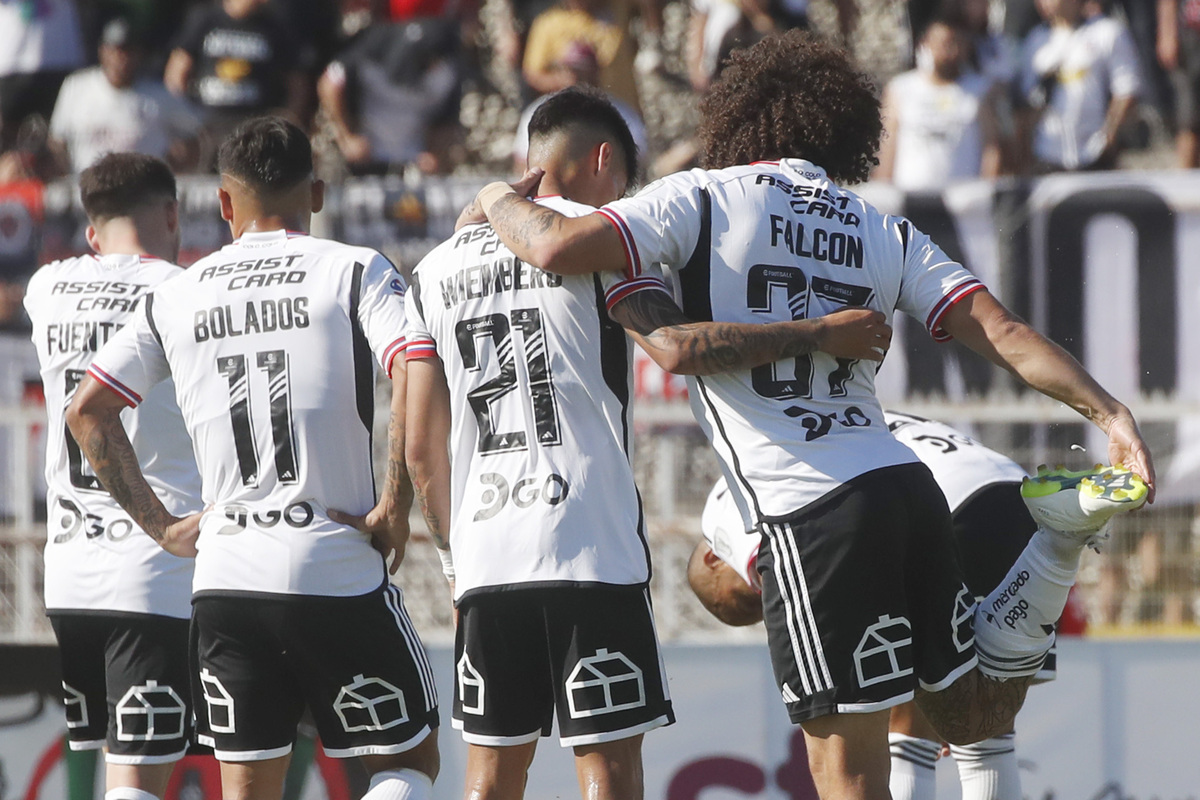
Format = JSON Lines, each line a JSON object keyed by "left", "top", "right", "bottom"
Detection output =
{"left": 50, "top": 612, "right": 192, "bottom": 764}
{"left": 453, "top": 585, "right": 674, "bottom": 747}
{"left": 191, "top": 583, "right": 439, "bottom": 761}
{"left": 758, "top": 464, "right": 977, "bottom": 724}
{"left": 953, "top": 482, "right": 1056, "bottom": 681}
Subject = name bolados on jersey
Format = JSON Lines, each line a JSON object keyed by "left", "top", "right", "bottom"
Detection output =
{"left": 24, "top": 254, "right": 201, "bottom": 618}
{"left": 406, "top": 197, "right": 667, "bottom": 599}
{"left": 884, "top": 411, "right": 1029, "bottom": 512}
{"left": 89, "top": 231, "right": 408, "bottom": 598}
{"left": 598, "top": 159, "right": 986, "bottom": 526}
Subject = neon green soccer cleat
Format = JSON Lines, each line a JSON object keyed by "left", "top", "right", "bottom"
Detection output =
{"left": 1021, "top": 464, "right": 1148, "bottom": 548}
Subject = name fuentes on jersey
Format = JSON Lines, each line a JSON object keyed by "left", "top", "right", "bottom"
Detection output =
{"left": 193, "top": 297, "right": 310, "bottom": 342}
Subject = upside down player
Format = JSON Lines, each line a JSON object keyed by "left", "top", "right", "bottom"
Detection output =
{"left": 407, "top": 87, "right": 892, "bottom": 800}
{"left": 68, "top": 118, "right": 439, "bottom": 800}
{"left": 467, "top": 31, "right": 1153, "bottom": 800}
{"left": 690, "top": 412, "right": 1066, "bottom": 800}
{"left": 24, "top": 154, "right": 202, "bottom": 800}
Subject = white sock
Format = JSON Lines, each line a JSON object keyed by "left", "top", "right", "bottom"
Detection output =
{"left": 951, "top": 733, "right": 1020, "bottom": 800}
{"left": 888, "top": 733, "right": 939, "bottom": 800}
{"left": 974, "top": 528, "right": 1078, "bottom": 678}
{"left": 362, "top": 768, "right": 433, "bottom": 800}
{"left": 105, "top": 789, "right": 160, "bottom": 800}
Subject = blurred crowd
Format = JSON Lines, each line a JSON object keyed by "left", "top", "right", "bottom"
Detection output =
{"left": 1, "top": 0, "right": 1195, "bottom": 190}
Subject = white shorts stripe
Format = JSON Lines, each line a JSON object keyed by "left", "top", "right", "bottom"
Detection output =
{"left": 766, "top": 523, "right": 817, "bottom": 695}
{"left": 778, "top": 521, "right": 833, "bottom": 688}
{"left": 384, "top": 585, "right": 438, "bottom": 708}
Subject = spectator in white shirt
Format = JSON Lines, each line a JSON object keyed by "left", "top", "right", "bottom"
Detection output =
{"left": 1017, "top": 0, "right": 1142, "bottom": 171}
{"left": 49, "top": 19, "right": 202, "bottom": 175}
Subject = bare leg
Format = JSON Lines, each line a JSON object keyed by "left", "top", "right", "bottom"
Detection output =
{"left": 462, "top": 741, "right": 538, "bottom": 800}
{"left": 360, "top": 732, "right": 441, "bottom": 797}
{"left": 799, "top": 711, "right": 892, "bottom": 800}
{"left": 889, "top": 701, "right": 939, "bottom": 742}
{"left": 1178, "top": 130, "right": 1199, "bottom": 169}
{"left": 915, "top": 669, "right": 1031, "bottom": 746}
{"left": 573, "top": 734, "right": 645, "bottom": 800}
{"left": 106, "top": 762, "right": 176, "bottom": 798}
{"left": 220, "top": 754, "right": 293, "bottom": 800}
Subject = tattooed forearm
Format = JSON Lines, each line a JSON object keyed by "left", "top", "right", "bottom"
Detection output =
{"left": 80, "top": 412, "right": 171, "bottom": 540}
{"left": 413, "top": 483, "right": 449, "bottom": 550}
{"left": 488, "top": 193, "right": 562, "bottom": 254}
{"left": 383, "top": 406, "right": 414, "bottom": 510}
{"left": 612, "top": 291, "right": 821, "bottom": 375}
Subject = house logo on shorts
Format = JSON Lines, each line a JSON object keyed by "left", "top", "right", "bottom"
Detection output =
{"left": 565, "top": 649, "right": 646, "bottom": 719}
{"left": 457, "top": 653, "right": 485, "bottom": 715}
{"left": 853, "top": 615, "right": 914, "bottom": 688}
{"left": 62, "top": 682, "right": 89, "bottom": 729}
{"left": 952, "top": 586, "right": 976, "bottom": 653}
{"left": 116, "top": 680, "right": 186, "bottom": 742}
{"left": 200, "top": 669, "right": 236, "bottom": 734}
{"left": 333, "top": 674, "right": 409, "bottom": 732}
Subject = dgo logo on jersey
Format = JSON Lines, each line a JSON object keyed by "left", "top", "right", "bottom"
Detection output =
{"left": 333, "top": 674, "right": 409, "bottom": 733}
{"left": 116, "top": 680, "right": 187, "bottom": 742}
{"left": 565, "top": 649, "right": 646, "bottom": 719}
{"left": 853, "top": 615, "right": 913, "bottom": 688}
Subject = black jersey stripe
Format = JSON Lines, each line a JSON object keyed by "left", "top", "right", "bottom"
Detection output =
{"left": 694, "top": 376, "right": 762, "bottom": 520}
{"left": 349, "top": 262, "right": 376, "bottom": 495}
{"left": 144, "top": 292, "right": 164, "bottom": 348}
{"left": 678, "top": 187, "right": 713, "bottom": 322}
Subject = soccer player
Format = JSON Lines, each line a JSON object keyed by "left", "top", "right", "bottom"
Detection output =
{"left": 466, "top": 32, "right": 1153, "bottom": 800}
{"left": 24, "top": 153, "right": 201, "bottom": 800}
{"left": 67, "top": 118, "right": 438, "bottom": 800}
{"left": 690, "top": 411, "right": 1057, "bottom": 800}
{"left": 405, "top": 87, "right": 892, "bottom": 800}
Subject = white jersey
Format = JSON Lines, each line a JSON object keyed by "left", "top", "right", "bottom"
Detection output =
{"left": 89, "top": 230, "right": 409, "bottom": 598}
{"left": 884, "top": 411, "right": 1029, "bottom": 512}
{"left": 700, "top": 479, "right": 760, "bottom": 592}
{"left": 1019, "top": 16, "right": 1141, "bottom": 169}
{"left": 599, "top": 159, "right": 984, "bottom": 526}
{"left": 886, "top": 69, "right": 992, "bottom": 191}
{"left": 24, "top": 254, "right": 201, "bottom": 618}
{"left": 406, "top": 196, "right": 667, "bottom": 599}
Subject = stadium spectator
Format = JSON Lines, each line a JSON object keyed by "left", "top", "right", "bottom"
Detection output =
{"left": 511, "top": 42, "right": 646, "bottom": 171}
{"left": 48, "top": 19, "right": 203, "bottom": 175}
{"left": 875, "top": 15, "right": 1003, "bottom": 189}
{"left": 960, "top": 0, "right": 1018, "bottom": 85}
{"left": 523, "top": 0, "right": 641, "bottom": 111}
{"left": 1016, "top": 0, "right": 1142, "bottom": 172}
{"left": 164, "top": 0, "right": 307, "bottom": 161}
{"left": 469, "top": 30, "right": 1154, "bottom": 800}
{"left": 0, "top": 0, "right": 85, "bottom": 153}
{"left": 318, "top": 17, "right": 464, "bottom": 175}
{"left": 1157, "top": 0, "right": 1200, "bottom": 167}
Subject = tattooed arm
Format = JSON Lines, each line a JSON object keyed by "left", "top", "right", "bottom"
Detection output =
{"left": 476, "top": 182, "right": 624, "bottom": 275}
{"left": 331, "top": 364, "right": 415, "bottom": 574}
{"left": 66, "top": 376, "right": 202, "bottom": 557}
{"left": 609, "top": 289, "right": 893, "bottom": 375}
{"left": 404, "top": 357, "right": 453, "bottom": 558}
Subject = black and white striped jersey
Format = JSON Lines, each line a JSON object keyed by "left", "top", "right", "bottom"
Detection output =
{"left": 598, "top": 159, "right": 985, "bottom": 526}
{"left": 885, "top": 411, "right": 1028, "bottom": 511}
{"left": 24, "top": 254, "right": 200, "bottom": 617}
{"left": 89, "top": 230, "right": 408, "bottom": 598}
{"left": 406, "top": 196, "right": 667, "bottom": 599}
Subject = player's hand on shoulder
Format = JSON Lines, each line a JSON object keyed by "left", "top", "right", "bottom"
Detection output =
{"left": 814, "top": 307, "right": 892, "bottom": 362}
{"left": 159, "top": 510, "right": 205, "bottom": 558}
{"left": 1106, "top": 413, "right": 1156, "bottom": 503}
{"left": 329, "top": 503, "right": 411, "bottom": 574}
{"left": 457, "top": 167, "right": 545, "bottom": 230}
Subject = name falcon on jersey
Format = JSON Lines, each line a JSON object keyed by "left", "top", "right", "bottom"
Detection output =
{"left": 193, "top": 296, "right": 310, "bottom": 342}
{"left": 438, "top": 256, "right": 563, "bottom": 310}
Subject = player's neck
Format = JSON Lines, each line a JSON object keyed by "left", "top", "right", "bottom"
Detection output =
{"left": 232, "top": 214, "right": 310, "bottom": 239}
{"left": 92, "top": 218, "right": 174, "bottom": 262}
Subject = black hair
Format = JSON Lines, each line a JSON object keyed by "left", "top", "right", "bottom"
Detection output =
{"left": 79, "top": 152, "right": 176, "bottom": 221}
{"left": 699, "top": 30, "right": 881, "bottom": 183}
{"left": 217, "top": 116, "right": 313, "bottom": 192}
{"left": 527, "top": 86, "right": 640, "bottom": 187}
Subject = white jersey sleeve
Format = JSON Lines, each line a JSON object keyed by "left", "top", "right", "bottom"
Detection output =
{"left": 701, "top": 479, "right": 761, "bottom": 592}
{"left": 894, "top": 222, "right": 985, "bottom": 342}
{"left": 596, "top": 171, "right": 707, "bottom": 279}
{"left": 88, "top": 298, "right": 172, "bottom": 404}
{"left": 25, "top": 254, "right": 199, "bottom": 618}
{"left": 885, "top": 411, "right": 1030, "bottom": 511}
{"left": 357, "top": 253, "right": 409, "bottom": 376}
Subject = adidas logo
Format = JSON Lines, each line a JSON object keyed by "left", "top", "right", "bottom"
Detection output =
{"left": 781, "top": 683, "right": 801, "bottom": 704}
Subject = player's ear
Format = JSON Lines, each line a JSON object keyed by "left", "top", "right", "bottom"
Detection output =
{"left": 702, "top": 547, "right": 724, "bottom": 569}
{"left": 84, "top": 224, "right": 101, "bottom": 254}
{"left": 595, "top": 141, "right": 613, "bottom": 177}
{"left": 217, "top": 187, "right": 234, "bottom": 223}
{"left": 311, "top": 179, "right": 325, "bottom": 214}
